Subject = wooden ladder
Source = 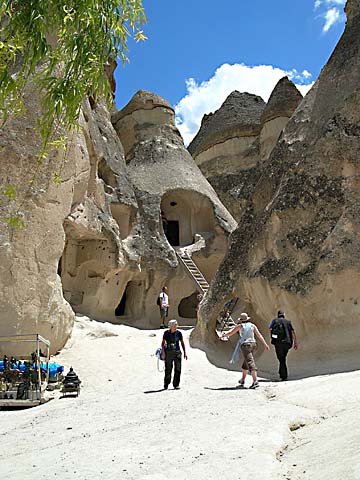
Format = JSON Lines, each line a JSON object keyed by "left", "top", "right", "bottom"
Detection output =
{"left": 176, "top": 251, "right": 209, "bottom": 295}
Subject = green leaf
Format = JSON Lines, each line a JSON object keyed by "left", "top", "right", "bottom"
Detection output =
{"left": 53, "top": 173, "right": 62, "bottom": 185}
{"left": 5, "top": 215, "right": 25, "bottom": 229}
{"left": 3, "top": 185, "right": 17, "bottom": 201}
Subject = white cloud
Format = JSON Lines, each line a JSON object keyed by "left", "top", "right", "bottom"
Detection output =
{"left": 323, "top": 7, "right": 341, "bottom": 32}
{"left": 175, "top": 63, "right": 314, "bottom": 145}
{"left": 315, "top": 0, "right": 346, "bottom": 7}
{"left": 314, "top": 0, "right": 346, "bottom": 32}
{"left": 296, "top": 83, "right": 315, "bottom": 97}
{"left": 302, "top": 70, "right": 313, "bottom": 79}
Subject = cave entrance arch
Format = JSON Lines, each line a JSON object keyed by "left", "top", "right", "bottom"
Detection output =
{"left": 115, "top": 280, "right": 143, "bottom": 319}
{"left": 161, "top": 190, "right": 215, "bottom": 247}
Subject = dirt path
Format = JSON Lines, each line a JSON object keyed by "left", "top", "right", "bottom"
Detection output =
{"left": 0, "top": 317, "right": 359, "bottom": 480}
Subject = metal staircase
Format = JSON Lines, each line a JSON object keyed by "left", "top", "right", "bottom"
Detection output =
{"left": 176, "top": 251, "right": 209, "bottom": 294}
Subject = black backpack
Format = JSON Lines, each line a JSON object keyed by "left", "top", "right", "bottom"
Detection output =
{"left": 271, "top": 319, "right": 287, "bottom": 345}
{"left": 156, "top": 296, "right": 160, "bottom": 306}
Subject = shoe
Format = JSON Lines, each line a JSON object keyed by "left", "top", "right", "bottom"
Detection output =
{"left": 160, "top": 324, "right": 166, "bottom": 329}
{"left": 280, "top": 377, "right": 287, "bottom": 381}
{"left": 174, "top": 386, "right": 180, "bottom": 390}
{"left": 238, "top": 379, "right": 245, "bottom": 388}
{"left": 249, "top": 381, "right": 259, "bottom": 389}
{"left": 164, "top": 385, "right": 168, "bottom": 390}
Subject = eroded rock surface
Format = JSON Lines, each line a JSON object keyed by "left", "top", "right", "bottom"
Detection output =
{"left": 188, "top": 92, "right": 265, "bottom": 221}
{"left": 0, "top": 89, "right": 139, "bottom": 352}
{"left": 1, "top": 82, "right": 236, "bottom": 351}
{"left": 193, "top": 0, "right": 360, "bottom": 366}
{"left": 111, "top": 90, "right": 236, "bottom": 327}
{"left": 260, "top": 77, "right": 302, "bottom": 160}
{"left": 188, "top": 82, "right": 301, "bottom": 221}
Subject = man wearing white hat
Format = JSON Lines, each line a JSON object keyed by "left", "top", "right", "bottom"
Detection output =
{"left": 161, "top": 319, "right": 188, "bottom": 390}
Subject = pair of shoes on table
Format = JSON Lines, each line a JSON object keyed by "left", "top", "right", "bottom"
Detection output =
{"left": 249, "top": 381, "right": 259, "bottom": 389}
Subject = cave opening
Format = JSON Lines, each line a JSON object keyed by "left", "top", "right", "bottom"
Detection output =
{"left": 166, "top": 220, "right": 180, "bottom": 246}
{"left": 115, "top": 285, "right": 127, "bottom": 316}
{"left": 178, "top": 291, "right": 199, "bottom": 318}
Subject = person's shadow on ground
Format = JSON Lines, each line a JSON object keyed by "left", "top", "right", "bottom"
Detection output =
{"left": 143, "top": 388, "right": 168, "bottom": 394}
{"left": 204, "top": 386, "right": 245, "bottom": 391}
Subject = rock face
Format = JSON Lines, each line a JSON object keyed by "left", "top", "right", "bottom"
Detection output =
{"left": 0, "top": 87, "right": 135, "bottom": 352}
{"left": 188, "top": 83, "right": 301, "bottom": 221}
{"left": 188, "top": 92, "right": 266, "bottom": 220}
{"left": 1, "top": 81, "right": 235, "bottom": 352}
{"left": 44, "top": 89, "right": 237, "bottom": 332}
{"left": 188, "top": 91, "right": 266, "bottom": 158}
{"left": 58, "top": 99, "right": 139, "bottom": 327}
{"left": 193, "top": 0, "right": 360, "bottom": 369}
{"left": 260, "top": 77, "right": 302, "bottom": 160}
{"left": 110, "top": 90, "right": 236, "bottom": 327}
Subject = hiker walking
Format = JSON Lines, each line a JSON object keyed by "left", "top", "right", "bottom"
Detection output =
{"left": 158, "top": 286, "right": 169, "bottom": 328}
{"left": 269, "top": 310, "right": 298, "bottom": 381}
{"left": 222, "top": 312, "right": 270, "bottom": 389}
{"left": 161, "top": 319, "right": 187, "bottom": 390}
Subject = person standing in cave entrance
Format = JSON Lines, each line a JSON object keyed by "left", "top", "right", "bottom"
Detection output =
{"left": 159, "top": 286, "right": 169, "bottom": 328}
{"left": 162, "top": 319, "right": 187, "bottom": 390}
{"left": 269, "top": 310, "right": 298, "bottom": 381}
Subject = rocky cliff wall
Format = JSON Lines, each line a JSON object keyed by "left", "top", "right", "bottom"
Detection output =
{"left": 188, "top": 92, "right": 265, "bottom": 221}
{"left": 260, "top": 77, "right": 303, "bottom": 160}
{"left": 111, "top": 90, "right": 236, "bottom": 327}
{"left": 192, "top": 0, "right": 360, "bottom": 372}
{"left": 189, "top": 81, "right": 302, "bottom": 221}
{"left": 1, "top": 79, "right": 236, "bottom": 352}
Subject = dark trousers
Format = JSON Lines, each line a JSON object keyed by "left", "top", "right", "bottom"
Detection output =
{"left": 164, "top": 350, "right": 182, "bottom": 388}
{"left": 275, "top": 343, "right": 291, "bottom": 380}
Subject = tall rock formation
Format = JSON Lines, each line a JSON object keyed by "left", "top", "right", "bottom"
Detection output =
{"left": 58, "top": 99, "right": 140, "bottom": 326}
{"left": 1, "top": 81, "right": 236, "bottom": 352}
{"left": 0, "top": 75, "right": 126, "bottom": 351}
{"left": 188, "top": 92, "right": 265, "bottom": 221}
{"left": 0, "top": 85, "right": 136, "bottom": 352}
{"left": 193, "top": 0, "right": 360, "bottom": 370}
{"left": 111, "top": 90, "right": 236, "bottom": 326}
{"left": 188, "top": 82, "right": 302, "bottom": 222}
{"left": 260, "top": 77, "right": 302, "bottom": 160}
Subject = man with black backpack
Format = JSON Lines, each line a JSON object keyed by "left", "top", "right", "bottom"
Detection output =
{"left": 269, "top": 310, "right": 298, "bottom": 381}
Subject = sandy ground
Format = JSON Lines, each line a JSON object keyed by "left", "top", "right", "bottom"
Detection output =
{"left": 0, "top": 316, "right": 359, "bottom": 480}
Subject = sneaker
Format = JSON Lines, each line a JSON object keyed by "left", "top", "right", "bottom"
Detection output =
{"left": 164, "top": 385, "right": 168, "bottom": 390}
{"left": 174, "top": 386, "right": 180, "bottom": 390}
{"left": 249, "top": 381, "right": 259, "bottom": 389}
{"left": 238, "top": 379, "right": 245, "bottom": 388}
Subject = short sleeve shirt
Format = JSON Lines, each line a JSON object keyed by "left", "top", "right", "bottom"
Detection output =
{"left": 159, "top": 292, "right": 169, "bottom": 307}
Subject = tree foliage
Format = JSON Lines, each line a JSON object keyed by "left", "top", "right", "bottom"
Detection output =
{"left": 0, "top": 0, "right": 146, "bottom": 145}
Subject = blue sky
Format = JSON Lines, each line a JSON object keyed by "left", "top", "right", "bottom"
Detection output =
{"left": 114, "top": 0, "right": 346, "bottom": 143}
